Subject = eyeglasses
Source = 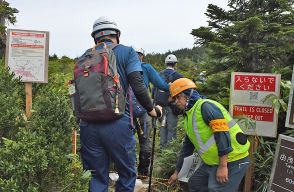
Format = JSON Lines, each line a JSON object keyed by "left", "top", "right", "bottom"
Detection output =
{"left": 171, "top": 93, "right": 185, "bottom": 104}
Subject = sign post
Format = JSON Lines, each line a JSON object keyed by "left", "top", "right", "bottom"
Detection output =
{"left": 5, "top": 29, "right": 49, "bottom": 117}
{"left": 268, "top": 134, "right": 294, "bottom": 192}
{"left": 25, "top": 82, "right": 33, "bottom": 117}
{"left": 230, "top": 72, "right": 281, "bottom": 191}
{"left": 72, "top": 129, "right": 77, "bottom": 155}
{"left": 243, "top": 135, "right": 258, "bottom": 192}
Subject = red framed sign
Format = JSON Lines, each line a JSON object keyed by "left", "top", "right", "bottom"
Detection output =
{"left": 5, "top": 29, "right": 49, "bottom": 83}
{"left": 230, "top": 72, "right": 281, "bottom": 137}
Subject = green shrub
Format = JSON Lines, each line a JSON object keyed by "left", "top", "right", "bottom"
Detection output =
{"left": 0, "top": 60, "right": 25, "bottom": 141}
{"left": 0, "top": 73, "right": 89, "bottom": 191}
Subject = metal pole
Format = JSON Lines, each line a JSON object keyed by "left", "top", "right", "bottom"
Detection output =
{"left": 148, "top": 117, "right": 157, "bottom": 192}
{"left": 148, "top": 87, "right": 160, "bottom": 192}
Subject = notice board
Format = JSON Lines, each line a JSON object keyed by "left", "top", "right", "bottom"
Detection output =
{"left": 5, "top": 29, "right": 49, "bottom": 83}
{"left": 286, "top": 66, "right": 294, "bottom": 128}
{"left": 268, "top": 134, "right": 294, "bottom": 192}
{"left": 230, "top": 72, "right": 281, "bottom": 137}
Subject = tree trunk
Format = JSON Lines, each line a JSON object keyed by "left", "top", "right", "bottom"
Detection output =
{"left": 0, "top": 0, "right": 6, "bottom": 58}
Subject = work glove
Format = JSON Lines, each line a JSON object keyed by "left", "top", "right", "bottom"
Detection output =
{"left": 148, "top": 105, "right": 162, "bottom": 118}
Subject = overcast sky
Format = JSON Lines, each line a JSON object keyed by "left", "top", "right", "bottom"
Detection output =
{"left": 7, "top": 0, "right": 228, "bottom": 58}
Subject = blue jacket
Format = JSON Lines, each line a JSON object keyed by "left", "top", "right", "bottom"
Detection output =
{"left": 161, "top": 68, "right": 183, "bottom": 83}
{"left": 142, "top": 63, "right": 169, "bottom": 91}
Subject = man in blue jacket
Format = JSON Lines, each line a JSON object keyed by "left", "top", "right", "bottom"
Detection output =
{"left": 79, "top": 16, "right": 162, "bottom": 192}
{"left": 155, "top": 54, "right": 183, "bottom": 149}
{"left": 133, "top": 47, "right": 169, "bottom": 178}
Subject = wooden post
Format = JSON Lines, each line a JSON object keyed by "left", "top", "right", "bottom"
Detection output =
{"left": 243, "top": 135, "right": 259, "bottom": 192}
{"left": 72, "top": 129, "right": 77, "bottom": 154}
{"left": 25, "top": 82, "right": 32, "bottom": 117}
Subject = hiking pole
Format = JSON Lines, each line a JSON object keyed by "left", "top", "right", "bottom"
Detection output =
{"left": 148, "top": 116, "right": 157, "bottom": 192}
{"left": 148, "top": 87, "right": 162, "bottom": 191}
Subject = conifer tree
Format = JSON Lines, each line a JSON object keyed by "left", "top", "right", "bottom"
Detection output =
{"left": 0, "top": 0, "right": 18, "bottom": 58}
{"left": 191, "top": 0, "right": 294, "bottom": 73}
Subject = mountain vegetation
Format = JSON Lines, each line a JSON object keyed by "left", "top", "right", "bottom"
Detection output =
{"left": 0, "top": 0, "right": 18, "bottom": 58}
{"left": 0, "top": 0, "right": 293, "bottom": 191}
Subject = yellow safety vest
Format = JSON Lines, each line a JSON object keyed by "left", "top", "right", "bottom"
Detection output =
{"left": 184, "top": 99, "right": 250, "bottom": 165}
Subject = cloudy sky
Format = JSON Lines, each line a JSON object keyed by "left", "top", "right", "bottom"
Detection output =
{"left": 7, "top": 0, "right": 228, "bottom": 58}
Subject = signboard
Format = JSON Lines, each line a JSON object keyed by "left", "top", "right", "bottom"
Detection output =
{"left": 5, "top": 29, "right": 49, "bottom": 83}
{"left": 268, "top": 134, "right": 294, "bottom": 192}
{"left": 178, "top": 153, "right": 202, "bottom": 182}
{"left": 285, "top": 66, "right": 294, "bottom": 128}
{"left": 230, "top": 72, "right": 281, "bottom": 137}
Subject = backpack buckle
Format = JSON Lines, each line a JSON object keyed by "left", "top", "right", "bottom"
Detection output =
{"left": 83, "top": 69, "right": 89, "bottom": 77}
{"left": 83, "top": 72, "right": 89, "bottom": 77}
{"left": 113, "top": 74, "right": 119, "bottom": 84}
{"left": 83, "top": 65, "right": 90, "bottom": 77}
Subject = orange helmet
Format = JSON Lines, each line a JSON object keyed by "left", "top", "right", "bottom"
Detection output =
{"left": 169, "top": 78, "right": 197, "bottom": 97}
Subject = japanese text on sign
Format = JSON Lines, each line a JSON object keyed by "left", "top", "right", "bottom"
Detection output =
{"left": 11, "top": 32, "right": 45, "bottom": 38}
{"left": 234, "top": 75, "right": 276, "bottom": 92}
{"left": 279, "top": 152, "right": 294, "bottom": 186}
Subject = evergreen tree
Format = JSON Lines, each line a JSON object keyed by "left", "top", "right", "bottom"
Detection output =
{"left": 0, "top": 0, "right": 18, "bottom": 58}
{"left": 191, "top": 0, "right": 294, "bottom": 74}
{"left": 145, "top": 47, "right": 206, "bottom": 79}
{"left": 191, "top": 2, "right": 294, "bottom": 190}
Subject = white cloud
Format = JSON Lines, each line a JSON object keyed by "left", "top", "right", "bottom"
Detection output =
{"left": 7, "top": 0, "right": 228, "bottom": 58}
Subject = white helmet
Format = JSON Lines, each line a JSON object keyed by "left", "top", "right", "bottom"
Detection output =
{"left": 134, "top": 47, "right": 145, "bottom": 56}
{"left": 165, "top": 54, "right": 177, "bottom": 64}
{"left": 91, "top": 16, "right": 121, "bottom": 40}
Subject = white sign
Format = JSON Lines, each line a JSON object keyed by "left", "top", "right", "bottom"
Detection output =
{"left": 178, "top": 153, "right": 202, "bottom": 182}
{"left": 285, "top": 66, "right": 294, "bottom": 129}
{"left": 5, "top": 29, "right": 49, "bottom": 83}
{"left": 230, "top": 72, "right": 281, "bottom": 137}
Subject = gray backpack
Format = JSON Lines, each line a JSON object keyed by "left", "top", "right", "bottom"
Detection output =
{"left": 70, "top": 43, "right": 125, "bottom": 123}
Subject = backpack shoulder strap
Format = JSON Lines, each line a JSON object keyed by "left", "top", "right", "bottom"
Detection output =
{"left": 106, "top": 43, "right": 118, "bottom": 50}
{"left": 92, "top": 42, "right": 118, "bottom": 52}
{"left": 166, "top": 70, "right": 177, "bottom": 83}
{"left": 106, "top": 44, "right": 120, "bottom": 86}
{"left": 159, "top": 69, "right": 168, "bottom": 80}
{"left": 92, "top": 43, "right": 120, "bottom": 86}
